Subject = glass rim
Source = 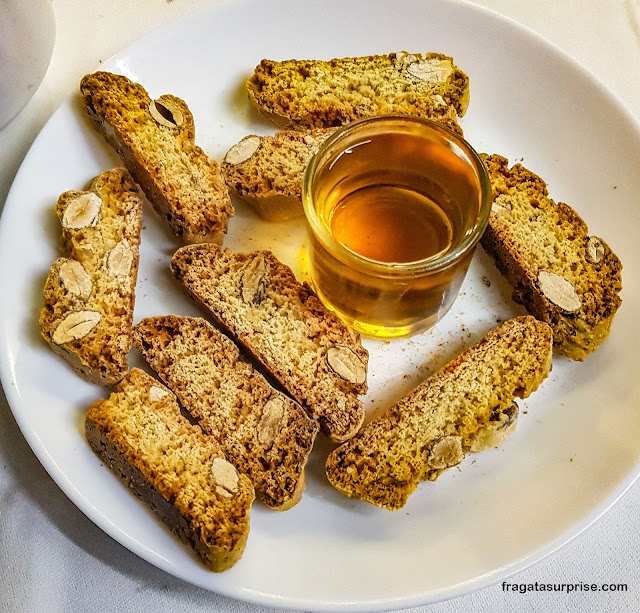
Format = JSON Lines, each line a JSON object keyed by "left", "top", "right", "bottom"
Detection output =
{"left": 301, "top": 115, "right": 492, "bottom": 276}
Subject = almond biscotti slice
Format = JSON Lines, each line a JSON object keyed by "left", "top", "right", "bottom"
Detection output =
{"left": 246, "top": 52, "right": 469, "bottom": 133}
{"left": 80, "top": 71, "right": 233, "bottom": 244}
{"left": 222, "top": 128, "right": 336, "bottom": 222}
{"left": 133, "top": 315, "right": 319, "bottom": 511}
{"left": 170, "top": 244, "right": 369, "bottom": 443}
{"left": 85, "top": 368, "right": 254, "bottom": 572}
{"left": 326, "top": 316, "right": 553, "bottom": 510}
{"left": 480, "top": 154, "right": 623, "bottom": 360}
{"left": 40, "top": 168, "right": 142, "bottom": 384}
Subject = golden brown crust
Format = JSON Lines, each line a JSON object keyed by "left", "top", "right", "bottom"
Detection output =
{"left": 85, "top": 368, "right": 254, "bottom": 572}
{"left": 39, "top": 168, "right": 142, "bottom": 384}
{"left": 481, "top": 154, "right": 623, "bottom": 360}
{"left": 246, "top": 52, "right": 468, "bottom": 133}
{"left": 80, "top": 71, "right": 233, "bottom": 244}
{"left": 170, "top": 244, "right": 368, "bottom": 442}
{"left": 221, "top": 128, "right": 336, "bottom": 222}
{"left": 326, "top": 317, "right": 553, "bottom": 510}
{"left": 133, "top": 315, "right": 319, "bottom": 510}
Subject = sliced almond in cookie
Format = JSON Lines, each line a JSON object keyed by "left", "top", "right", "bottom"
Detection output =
{"left": 427, "top": 435, "right": 464, "bottom": 470}
{"left": 239, "top": 255, "right": 268, "bottom": 306}
{"left": 257, "top": 395, "right": 286, "bottom": 447}
{"left": 225, "top": 135, "right": 261, "bottom": 165}
{"left": 586, "top": 236, "right": 605, "bottom": 264}
{"left": 538, "top": 270, "right": 581, "bottom": 313}
{"left": 327, "top": 345, "right": 367, "bottom": 385}
{"left": 149, "top": 385, "right": 169, "bottom": 402}
{"left": 59, "top": 260, "right": 92, "bottom": 300}
{"left": 406, "top": 58, "right": 454, "bottom": 85}
{"left": 107, "top": 240, "right": 133, "bottom": 277}
{"left": 62, "top": 193, "right": 102, "bottom": 229}
{"left": 52, "top": 310, "right": 101, "bottom": 344}
{"left": 470, "top": 402, "right": 519, "bottom": 452}
{"left": 149, "top": 98, "right": 184, "bottom": 128}
{"left": 211, "top": 457, "right": 239, "bottom": 498}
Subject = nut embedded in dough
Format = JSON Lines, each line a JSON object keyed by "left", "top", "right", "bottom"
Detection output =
{"left": 62, "top": 193, "right": 102, "bottom": 229}
{"left": 149, "top": 386, "right": 169, "bottom": 402}
{"left": 586, "top": 236, "right": 605, "bottom": 264}
{"left": 257, "top": 395, "right": 286, "bottom": 447}
{"left": 211, "top": 457, "right": 239, "bottom": 497}
{"left": 59, "top": 260, "right": 92, "bottom": 300}
{"left": 107, "top": 240, "right": 133, "bottom": 277}
{"left": 426, "top": 435, "right": 465, "bottom": 470}
{"left": 52, "top": 310, "right": 102, "bottom": 344}
{"left": 225, "top": 135, "right": 261, "bottom": 165}
{"left": 326, "top": 345, "right": 367, "bottom": 385}
{"left": 538, "top": 270, "right": 581, "bottom": 313}
{"left": 238, "top": 255, "right": 268, "bottom": 306}
{"left": 148, "top": 98, "right": 184, "bottom": 128}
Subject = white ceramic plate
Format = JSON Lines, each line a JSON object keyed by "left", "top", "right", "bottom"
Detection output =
{"left": 2, "top": 0, "right": 640, "bottom": 610}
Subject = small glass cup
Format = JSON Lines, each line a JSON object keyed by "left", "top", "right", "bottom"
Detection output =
{"left": 302, "top": 115, "right": 491, "bottom": 338}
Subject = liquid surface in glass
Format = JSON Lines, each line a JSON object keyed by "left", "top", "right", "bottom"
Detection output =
{"left": 328, "top": 184, "right": 453, "bottom": 263}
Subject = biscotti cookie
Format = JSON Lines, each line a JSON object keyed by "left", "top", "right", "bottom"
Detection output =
{"left": 85, "top": 368, "right": 254, "bottom": 571}
{"left": 326, "top": 316, "right": 553, "bottom": 510}
{"left": 170, "top": 244, "right": 369, "bottom": 443}
{"left": 246, "top": 52, "right": 469, "bottom": 133}
{"left": 133, "top": 315, "right": 319, "bottom": 510}
{"left": 80, "top": 71, "right": 233, "bottom": 244}
{"left": 222, "top": 128, "right": 336, "bottom": 222}
{"left": 39, "top": 168, "right": 142, "bottom": 384}
{"left": 480, "top": 154, "right": 623, "bottom": 360}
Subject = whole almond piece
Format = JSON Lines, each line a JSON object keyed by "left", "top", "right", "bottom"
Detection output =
{"left": 62, "top": 193, "right": 102, "bottom": 229}
{"left": 406, "top": 58, "right": 453, "bottom": 85}
{"left": 538, "top": 270, "right": 581, "bottom": 313}
{"left": 225, "top": 135, "right": 261, "bottom": 165}
{"left": 210, "top": 457, "right": 239, "bottom": 498}
{"left": 149, "top": 386, "right": 169, "bottom": 402}
{"left": 59, "top": 260, "right": 92, "bottom": 300}
{"left": 586, "top": 236, "right": 605, "bottom": 264}
{"left": 149, "top": 98, "right": 184, "bottom": 128}
{"left": 239, "top": 255, "right": 268, "bottom": 306}
{"left": 427, "top": 435, "right": 465, "bottom": 470}
{"left": 107, "top": 240, "right": 133, "bottom": 277}
{"left": 470, "top": 402, "right": 519, "bottom": 452}
{"left": 326, "top": 345, "right": 367, "bottom": 385}
{"left": 257, "top": 395, "right": 286, "bottom": 446}
{"left": 52, "top": 310, "right": 101, "bottom": 344}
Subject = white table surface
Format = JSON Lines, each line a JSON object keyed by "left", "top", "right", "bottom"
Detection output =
{"left": 1, "top": 1, "right": 639, "bottom": 611}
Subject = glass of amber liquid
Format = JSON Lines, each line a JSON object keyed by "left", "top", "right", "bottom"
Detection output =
{"left": 302, "top": 115, "right": 491, "bottom": 338}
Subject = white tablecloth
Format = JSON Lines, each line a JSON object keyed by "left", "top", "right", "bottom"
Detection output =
{"left": 1, "top": 1, "right": 639, "bottom": 611}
